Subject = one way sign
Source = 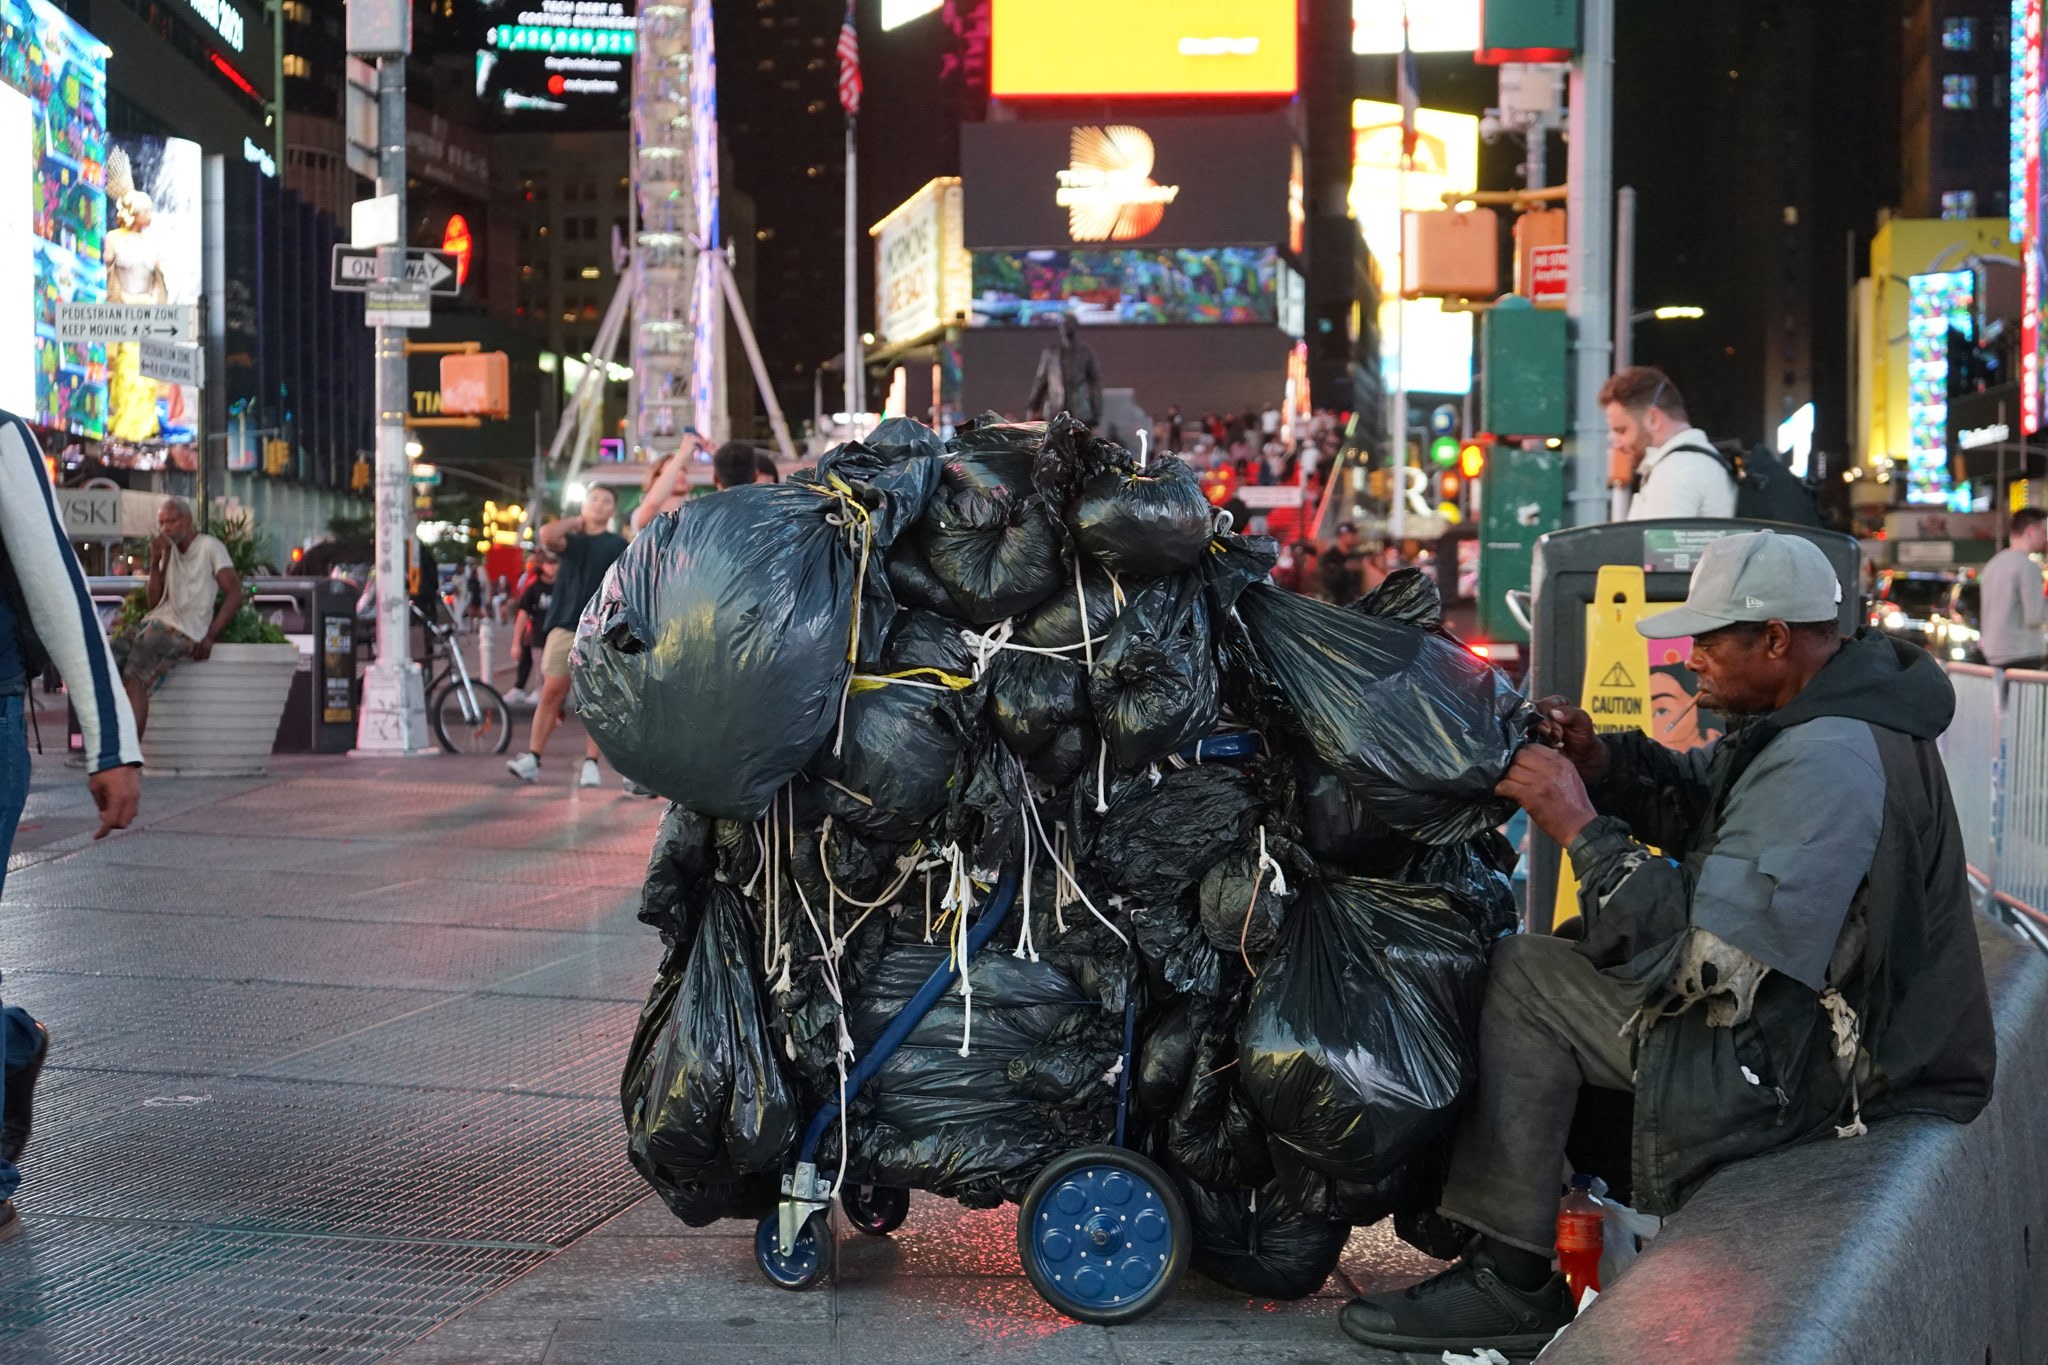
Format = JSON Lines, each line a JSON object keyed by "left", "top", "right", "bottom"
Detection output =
{"left": 330, "top": 246, "right": 461, "bottom": 296}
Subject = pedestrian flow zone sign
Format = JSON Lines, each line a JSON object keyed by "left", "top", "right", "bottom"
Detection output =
{"left": 364, "top": 282, "right": 432, "bottom": 329}
{"left": 331, "top": 246, "right": 461, "bottom": 296}
{"left": 54, "top": 302, "right": 197, "bottom": 345}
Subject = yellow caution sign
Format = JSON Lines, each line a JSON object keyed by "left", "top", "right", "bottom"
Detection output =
{"left": 1553, "top": 565, "right": 1660, "bottom": 928}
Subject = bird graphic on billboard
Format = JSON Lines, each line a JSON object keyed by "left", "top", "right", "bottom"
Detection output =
{"left": 1056, "top": 125, "right": 1180, "bottom": 242}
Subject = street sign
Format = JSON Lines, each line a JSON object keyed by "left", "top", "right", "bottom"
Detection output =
{"left": 1528, "top": 244, "right": 1570, "bottom": 303}
{"left": 332, "top": 245, "right": 461, "bottom": 296}
{"left": 364, "top": 282, "right": 432, "bottom": 329}
{"left": 139, "top": 338, "right": 205, "bottom": 387}
{"left": 1428, "top": 403, "right": 1460, "bottom": 437}
{"left": 54, "top": 302, "right": 197, "bottom": 345}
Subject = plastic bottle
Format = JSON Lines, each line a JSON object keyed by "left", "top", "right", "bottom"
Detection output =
{"left": 1556, "top": 1173, "right": 1603, "bottom": 1301}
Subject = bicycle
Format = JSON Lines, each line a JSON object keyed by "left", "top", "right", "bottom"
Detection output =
{"left": 416, "top": 603, "right": 513, "bottom": 755}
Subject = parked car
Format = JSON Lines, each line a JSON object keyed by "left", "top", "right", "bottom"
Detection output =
{"left": 1870, "top": 569, "right": 1983, "bottom": 662}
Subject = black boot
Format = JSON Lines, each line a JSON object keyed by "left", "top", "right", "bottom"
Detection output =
{"left": 1338, "top": 1246, "right": 1575, "bottom": 1355}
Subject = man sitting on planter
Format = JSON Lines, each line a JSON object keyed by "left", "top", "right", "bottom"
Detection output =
{"left": 113, "top": 497, "right": 242, "bottom": 738}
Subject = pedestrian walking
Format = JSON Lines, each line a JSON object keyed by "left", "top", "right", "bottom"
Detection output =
{"left": 507, "top": 488, "right": 627, "bottom": 789}
{"left": 503, "top": 552, "right": 555, "bottom": 706}
{"left": 1978, "top": 507, "right": 2047, "bottom": 670}
{"left": 1599, "top": 367, "right": 1736, "bottom": 521}
{"left": 1340, "top": 531, "right": 1993, "bottom": 1355}
{"left": 0, "top": 409, "right": 143, "bottom": 1241}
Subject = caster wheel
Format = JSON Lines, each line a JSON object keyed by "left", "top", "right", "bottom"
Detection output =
{"left": 755, "top": 1208, "right": 834, "bottom": 1290}
{"left": 1017, "top": 1145, "right": 1189, "bottom": 1325}
{"left": 841, "top": 1183, "right": 911, "bottom": 1236}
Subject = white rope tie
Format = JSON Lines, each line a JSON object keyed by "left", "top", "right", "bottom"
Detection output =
{"left": 936, "top": 844, "right": 980, "bottom": 1057}
{"left": 1022, "top": 779, "right": 1128, "bottom": 946}
{"left": 815, "top": 818, "right": 929, "bottom": 909}
{"left": 1821, "top": 988, "right": 1868, "bottom": 1138}
{"left": 1237, "top": 827, "right": 1288, "bottom": 978}
{"left": 1094, "top": 738, "right": 1112, "bottom": 813}
{"left": 1014, "top": 792, "right": 1040, "bottom": 961}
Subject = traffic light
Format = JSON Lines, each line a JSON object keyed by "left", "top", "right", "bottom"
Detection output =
{"left": 349, "top": 455, "right": 372, "bottom": 492}
{"left": 1459, "top": 440, "right": 1487, "bottom": 480}
{"left": 1429, "top": 434, "right": 1459, "bottom": 468}
{"left": 1438, "top": 471, "right": 1462, "bottom": 501}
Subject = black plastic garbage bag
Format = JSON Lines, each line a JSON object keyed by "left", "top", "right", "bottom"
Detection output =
{"left": 1199, "top": 530, "right": 1280, "bottom": 613}
{"left": 1088, "top": 576, "right": 1220, "bottom": 769}
{"left": 572, "top": 483, "right": 868, "bottom": 819}
{"left": 811, "top": 677, "right": 973, "bottom": 840}
{"left": 807, "top": 433, "right": 944, "bottom": 547}
{"left": 1178, "top": 1175, "right": 1350, "bottom": 1301}
{"left": 844, "top": 936, "right": 1113, "bottom": 1207}
{"left": 1198, "top": 831, "right": 1308, "bottom": 962}
{"left": 639, "top": 803, "right": 715, "bottom": 944}
{"left": 1406, "top": 831, "right": 1521, "bottom": 940}
{"left": 1014, "top": 562, "right": 1132, "bottom": 650}
{"left": 1131, "top": 896, "right": 1226, "bottom": 998}
{"left": 882, "top": 609, "right": 978, "bottom": 678}
{"left": 1293, "top": 753, "right": 1410, "bottom": 874}
{"left": 1136, "top": 996, "right": 1200, "bottom": 1118}
{"left": 1235, "top": 583, "right": 1530, "bottom": 844}
{"left": 986, "top": 651, "right": 1088, "bottom": 759}
{"left": 622, "top": 886, "right": 799, "bottom": 1193}
{"left": 1353, "top": 566, "right": 1445, "bottom": 631}
{"left": 1092, "top": 763, "right": 1263, "bottom": 904}
{"left": 864, "top": 414, "right": 948, "bottom": 461}
{"left": 885, "top": 536, "right": 960, "bottom": 615}
{"left": 1068, "top": 455, "right": 1214, "bottom": 578}
{"left": 916, "top": 453, "right": 1065, "bottom": 624}
{"left": 1167, "top": 1016, "right": 1271, "bottom": 1189}
{"left": 1238, "top": 875, "right": 1494, "bottom": 1185}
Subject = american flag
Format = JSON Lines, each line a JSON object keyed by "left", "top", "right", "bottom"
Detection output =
{"left": 1396, "top": 17, "right": 1419, "bottom": 163}
{"left": 837, "top": 3, "right": 861, "bottom": 117}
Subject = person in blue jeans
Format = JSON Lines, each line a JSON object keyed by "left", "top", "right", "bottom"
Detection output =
{"left": 0, "top": 411, "right": 143, "bottom": 1241}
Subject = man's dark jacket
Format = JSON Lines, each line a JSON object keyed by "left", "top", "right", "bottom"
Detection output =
{"left": 1565, "top": 631, "right": 1995, "bottom": 1214}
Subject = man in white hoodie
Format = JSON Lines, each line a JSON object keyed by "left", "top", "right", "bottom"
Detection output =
{"left": 1600, "top": 366, "right": 1737, "bottom": 521}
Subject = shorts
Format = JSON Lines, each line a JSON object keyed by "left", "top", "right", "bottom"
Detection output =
{"left": 541, "top": 627, "right": 576, "bottom": 681}
{"left": 112, "top": 619, "right": 197, "bottom": 692}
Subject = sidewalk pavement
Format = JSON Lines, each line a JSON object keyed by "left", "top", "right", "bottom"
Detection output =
{"left": 0, "top": 733, "right": 1446, "bottom": 1365}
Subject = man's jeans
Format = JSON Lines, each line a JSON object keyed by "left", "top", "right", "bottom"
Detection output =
{"left": 1437, "top": 932, "right": 1638, "bottom": 1255}
{"left": 0, "top": 693, "right": 37, "bottom": 1203}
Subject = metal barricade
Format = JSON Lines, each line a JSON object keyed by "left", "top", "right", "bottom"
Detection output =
{"left": 1946, "top": 663, "right": 2048, "bottom": 945}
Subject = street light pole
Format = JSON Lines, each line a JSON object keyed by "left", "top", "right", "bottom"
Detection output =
{"left": 356, "top": 52, "right": 428, "bottom": 753}
{"left": 1566, "top": 0, "right": 1615, "bottom": 527}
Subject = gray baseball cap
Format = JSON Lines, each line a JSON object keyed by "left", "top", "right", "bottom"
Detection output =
{"left": 1635, "top": 530, "right": 1843, "bottom": 639}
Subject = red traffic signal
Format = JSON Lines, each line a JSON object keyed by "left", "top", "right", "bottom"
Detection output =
{"left": 1458, "top": 439, "right": 1488, "bottom": 480}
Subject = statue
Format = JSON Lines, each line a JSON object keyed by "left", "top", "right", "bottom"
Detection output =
{"left": 1026, "top": 315, "right": 1103, "bottom": 427}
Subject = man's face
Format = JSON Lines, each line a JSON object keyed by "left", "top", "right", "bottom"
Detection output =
{"left": 2021, "top": 522, "right": 2048, "bottom": 555}
{"left": 539, "top": 558, "right": 557, "bottom": 582}
{"left": 157, "top": 503, "right": 193, "bottom": 545}
{"left": 582, "top": 487, "right": 616, "bottom": 527}
{"left": 1604, "top": 402, "right": 1652, "bottom": 472}
{"left": 1336, "top": 529, "right": 1358, "bottom": 554}
{"left": 1686, "top": 624, "right": 1792, "bottom": 717}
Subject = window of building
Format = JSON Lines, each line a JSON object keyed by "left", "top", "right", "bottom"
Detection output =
{"left": 1942, "top": 189, "right": 1978, "bottom": 219}
{"left": 563, "top": 219, "right": 580, "bottom": 240}
{"left": 281, "top": 0, "right": 309, "bottom": 21}
{"left": 283, "top": 53, "right": 310, "bottom": 77}
{"left": 1941, "top": 17, "right": 1976, "bottom": 50}
{"left": 580, "top": 216, "right": 598, "bottom": 238}
{"left": 1943, "top": 74, "right": 1978, "bottom": 109}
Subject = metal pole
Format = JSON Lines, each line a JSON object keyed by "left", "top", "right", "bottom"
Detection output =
{"left": 1613, "top": 187, "right": 1635, "bottom": 372}
{"left": 844, "top": 117, "right": 862, "bottom": 429}
{"left": 1567, "top": 0, "right": 1616, "bottom": 527}
{"left": 356, "top": 55, "right": 427, "bottom": 754}
{"left": 708, "top": 244, "right": 797, "bottom": 462}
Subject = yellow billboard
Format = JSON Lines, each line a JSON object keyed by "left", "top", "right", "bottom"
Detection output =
{"left": 991, "top": 0, "right": 1298, "bottom": 98}
{"left": 1350, "top": 100, "right": 1480, "bottom": 396}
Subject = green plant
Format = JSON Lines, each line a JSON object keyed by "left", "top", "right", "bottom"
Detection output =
{"left": 217, "top": 604, "right": 288, "bottom": 645}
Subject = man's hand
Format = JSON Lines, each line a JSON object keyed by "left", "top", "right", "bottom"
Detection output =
{"left": 1530, "top": 695, "right": 1610, "bottom": 784}
{"left": 87, "top": 765, "right": 140, "bottom": 840}
{"left": 1495, "top": 743, "right": 1599, "bottom": 848}
{"left": 190, "top": 637, "right": 213, "bottom": 662}
{"left": 150, "top": 532, "right": 171, "bottom": 567}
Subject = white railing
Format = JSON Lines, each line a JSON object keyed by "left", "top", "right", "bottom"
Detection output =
{"left": 1944, "top": 664, "right": 2048, "bottom": 947}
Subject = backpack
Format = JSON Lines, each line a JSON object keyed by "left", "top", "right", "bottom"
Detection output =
{"left": 1668, "top": 442, "right": 1823, "bottom": 527}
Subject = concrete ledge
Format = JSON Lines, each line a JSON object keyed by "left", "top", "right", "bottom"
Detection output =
{"left": 1545, "top": 914, "right": 2048, "bottom": 1365}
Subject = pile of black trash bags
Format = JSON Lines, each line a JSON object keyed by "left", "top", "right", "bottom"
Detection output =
{"left": 582, "top": 413, "right": 1534, "bottom": 1299}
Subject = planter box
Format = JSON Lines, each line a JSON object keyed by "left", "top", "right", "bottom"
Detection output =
{"left": 140, "top": 642, "right": 300, "bottom": 777}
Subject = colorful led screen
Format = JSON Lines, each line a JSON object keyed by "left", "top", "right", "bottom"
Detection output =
{"left": 969, "top": 247, "right": 1280, "bottom": 327}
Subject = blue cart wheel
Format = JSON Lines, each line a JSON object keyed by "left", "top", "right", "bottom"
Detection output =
{"left": 1017, "top": 1146, "right": 1190, "bottom": 1324}
{"left": 841, "top": 1183, "right": 911, "bottom": 1236}
{"left": 755, "top": 1209, "right": 834, "bottom": 1290}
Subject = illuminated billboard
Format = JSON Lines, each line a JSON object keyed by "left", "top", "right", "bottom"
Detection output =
{"left": 0, "top": 83, "right": 30, "bottom": 419}
{"left": 1351, "top": 99, "right": 1480, "bottom": 396}
{"left": 2024, "top": 0, "right": 2045, "bottom": 432}
{"left": 1352, "top": 0, "right": 1480, "bottom": 54}
{"left": 872, "top": 178, "right": 969, "bottom": 347}
{"left": 963, "top": 114, "right": 1300, "bottom": 253}
{"left": 1, "top": 0, "right": 109, "bottom": 437}
{"left": 969, "top": 247, "right": 1283, "bottom": 327}
{"left": 1906, "top": 270, "right": 1973, "bottom": 506}
{"left": 477, "top": 0, "right": 635, "bottom": 123}
{"left": 990, "top": 0, "right": 1297, "bottom": 99}
{"left": 105, "top": 137, "right": 201, "bottom": 448}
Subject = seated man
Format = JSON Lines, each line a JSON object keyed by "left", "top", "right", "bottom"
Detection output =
{"left": 113, "top": 497, "right": 242, "bottom": 739}
{"left": 1342, "top": 530, "right": 1996, "bottom": 1355}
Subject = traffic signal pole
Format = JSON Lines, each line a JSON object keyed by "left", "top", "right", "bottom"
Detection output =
{"left": 1566, "top": 0, "right": 1615, "bottom": 526}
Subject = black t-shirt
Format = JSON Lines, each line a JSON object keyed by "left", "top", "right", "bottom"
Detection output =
{"left": 542, "top": 530, "right": 627, "bottom": 635}
{"left": 516, "top": 577, "right": 553, "bottom": 624}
